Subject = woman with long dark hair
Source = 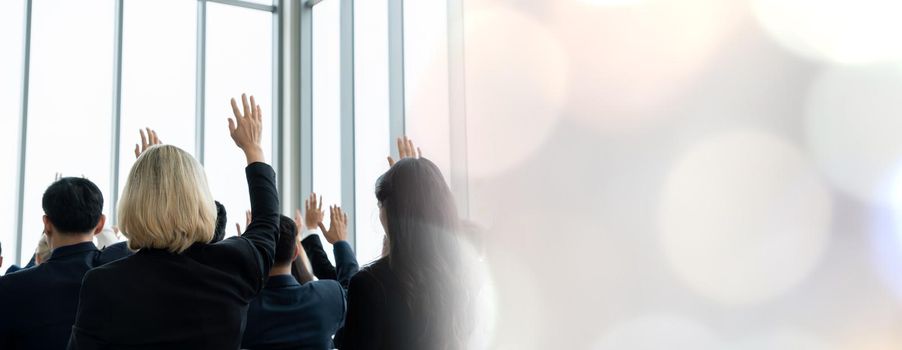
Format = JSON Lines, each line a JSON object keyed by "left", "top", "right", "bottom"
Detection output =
{"left": 336, "top": 138, "right": 470, "bottom": 350}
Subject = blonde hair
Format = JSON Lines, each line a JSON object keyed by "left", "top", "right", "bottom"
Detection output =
{"left": 119, "top": 145, "right": 216, "bottom": 253}
{"left": 35, "top": 234, "right": 51, "bottom": 264}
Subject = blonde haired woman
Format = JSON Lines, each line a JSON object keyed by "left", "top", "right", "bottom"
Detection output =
{"left": 67, "top": 95, "right": 279, "bottom": 350}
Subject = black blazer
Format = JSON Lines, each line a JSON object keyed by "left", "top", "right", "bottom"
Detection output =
{"left": 241, "top": 240, "right": 358, "bottom": 350}
{"left": 335, "top": 258, "right": 433, "bottom": 350}
{"left": 301, "top": 235, "right": 359, "bottom": 288}
{"left": 66, "top": 162, "right": 280, "bottom": 350}
{"left": 0, "top": 241, "right": 131, "bottom": 350}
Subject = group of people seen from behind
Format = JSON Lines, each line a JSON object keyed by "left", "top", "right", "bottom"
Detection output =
{"left": 0, "top": 94, "right": 474, "bottom": 350}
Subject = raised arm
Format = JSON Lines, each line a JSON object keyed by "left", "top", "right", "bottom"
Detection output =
{"left": 229, "top": 93, "right": 280, "bottom": 286}
{"left": 323, "top": 205, "right": 359, "bottom": 288}
{"left": 299, "top": 193, "right": 339, "bottom": 280}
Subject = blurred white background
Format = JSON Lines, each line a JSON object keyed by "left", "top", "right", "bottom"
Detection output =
{"left": 441, "top": 0, "right": 902, "bottom": 348}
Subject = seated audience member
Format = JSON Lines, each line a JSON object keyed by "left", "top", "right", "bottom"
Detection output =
{"left": 299, "top": 193, "right": 359, "bottom": 286}
{"left": 0, "top": 177, "right": 132, "bottom": 349}
{"left": 241, "top": 208, "right": 358, "bottom": 350}
{"left": 67, "top": 95, "right": 279, "bottom": 349}
{"left": 335, "top": 138, "right": 471, "bottom": 350}
{"left": 213, "top": 200, "right": 228, "bottom": 243}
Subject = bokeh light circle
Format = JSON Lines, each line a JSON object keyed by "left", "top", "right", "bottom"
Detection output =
{"left": 753, "top": 0, "right": 902, "bottom": 65}
{"left": 549, "top": 0, "right": 741, "bottom": 131}
{"left": 464, "top": 7, "right": 569, "bottom": 179}
{"left": 660, "top": 130, "right": 833, "bottom": 305}
{"left": 593, "top": 314, "right": 721, "bottom": 350}
{"left": 804, "top": 64, "right": 902, "bottom": 206}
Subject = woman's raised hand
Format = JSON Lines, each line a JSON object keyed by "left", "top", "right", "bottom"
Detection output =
{"left": 134, "top": 128, "right": 162, "bottom": 159}
{"left": 386, "top": 136, "right": 422, "bottom": 167}
{"left": 228, "top": 93, "right": 264, "bottom": 164}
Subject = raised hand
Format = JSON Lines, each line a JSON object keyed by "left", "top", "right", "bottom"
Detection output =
{"left": 228, "top": 93, "right": 264, "bottom": 164}
{"left": 134, "top": 128, "right": 162, "bottom": 158}
{"left": 234, "top": 210, "right": 253, "bottom": 236}
{"left": 304, "top": 193, "right": 324, "bottom": 231}
{"left": 386, "top": 136, "right": 422, "bottom": 167}
{"left": 323, "top": 205, "right": 348, "bottom": 244}
{"left": 293, "top": 209, "right": 305, "bottom": 234}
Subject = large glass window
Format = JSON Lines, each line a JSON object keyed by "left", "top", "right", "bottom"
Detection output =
{"left": 354, "top": 0, "right": 391, "bottom": 264}
{"left": 119, "top": 0, "right": 197, "bottom": 198}
{"left": 404, "top": 0, "right": 451, "bottom": 181}
{"left": 0, "top": 0, "right": 25, "bottom": 268}
{"left": 312, "top": 0, "right": 342, "bottom": 262}
{"left": 22, "top": 0, "right": 115, "bottom": 265}
{"left": 204, "top": 2, "right": 273, "bottom": 237}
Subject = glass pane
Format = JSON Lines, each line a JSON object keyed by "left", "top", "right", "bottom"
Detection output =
{"left": 404, "top": 0, "right": 451, "bottom": 181}
{"left": 354, "top": 0, "right": 390, "bottom": 264}
{"left": 0, "top": 0, "right": 24, "bottom": 271}
{"left": 23, "top": 0, "right": 114, "bottom": 265}
{"left": 205, "top": 2, "right": 273, "bottom": 239}
{"left": 119, "top": 0, "right": 196, "bottom": 208}
{"left": 312, "top": 0, "right": 342, "bottom": 262}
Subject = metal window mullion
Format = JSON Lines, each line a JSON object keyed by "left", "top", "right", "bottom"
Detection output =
{"left": 447, "top": 0, "right": 469, "bottom": 218}
{"left": 196, "top": 0, "right": 207, "bottom": 164}
{"left": 340, "top": 0, "right": 356, "bottom": 249}
{"left": 387, "top": 0, "right": 405, "bottom": 145}
{"left": 207, "top": 0, "right": 275, "bottom": 12}
{"left": 271, "top": 0, "right": 282, "bottom": 200}
{"left": 110, "top": 0, "right": 124, "bottom": 225}
{"left": 299, "top": 0, "right": 313, "bottom": 201}
{"left": 14, "top": 0, "right": 34, "bottom": 265}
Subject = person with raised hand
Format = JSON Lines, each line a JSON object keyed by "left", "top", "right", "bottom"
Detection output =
{"left": 297, "top": 193, "right": 359, "bottom": 284}
{"left": 335, "top": 138, "right": 471, "bottom": 350}
{"left": 67, "top": 93, "right": 280, "bottom": 350}
{"left": 241, "top": 207, "right": 359, "bottom": 350}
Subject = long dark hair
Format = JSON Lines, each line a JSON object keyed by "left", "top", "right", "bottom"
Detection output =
{"left": 376, "top": 157, "right": 469, "bottom": 349}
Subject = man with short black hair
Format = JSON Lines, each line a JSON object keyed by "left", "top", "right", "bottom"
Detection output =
{"left": 0, "top": 177, "right": 131, "bottom": 349}
{"left": 241, "top": 207, "right": 358, "bottom": 350}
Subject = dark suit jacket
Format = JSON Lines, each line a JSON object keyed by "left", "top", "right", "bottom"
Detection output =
{"left": 241, "top": 241, "right": 358, "bottom": 350}
{"left": 0, "top": 241, "right": 131, "bottom": 350}
{"left": 335, "top": 258, "right": 446, "bottom": 350}
{"left": 66, "top": 162, "right": 280, "bottom": 350}
{"left": 301, "top": 235, "right": 359, "bottom": 288}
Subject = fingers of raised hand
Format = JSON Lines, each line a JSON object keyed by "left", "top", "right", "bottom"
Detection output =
{"left": 245, "top": 210, "right": 252, "bottom": 226}
{"left": 242, "top": 94, "right": 251, "bottom": 119}
{"left": 140, "top": 128, "right": 148, "bottom": 149}
{"left": 406, "top": 138, "right": 415, "bottom": 157}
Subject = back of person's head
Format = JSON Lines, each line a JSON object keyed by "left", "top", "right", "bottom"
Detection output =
{"left": 213, "top": 201, "right": 227, "bottom": 243}
{"left": 42, "top": 177, "right": 105, "bottom": 234}
{"left": 119, "top": 145, "right": 215, "bottom": 253}
{"left": 275, "top": 215, "right": 298, "bottom": 266}
{"left": 375, "top": 157, "right": 469, "bottom": 347}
